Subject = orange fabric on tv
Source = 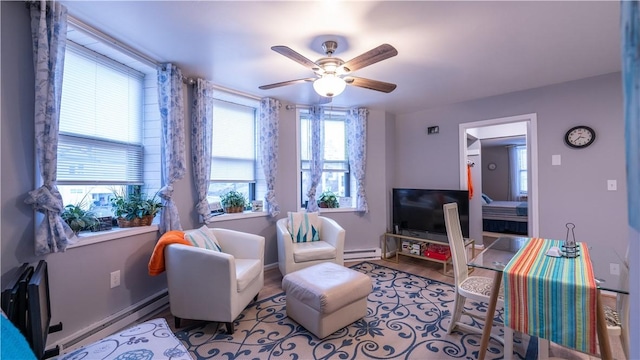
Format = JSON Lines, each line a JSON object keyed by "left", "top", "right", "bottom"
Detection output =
{"left": 467, "top": 164, "right": 474, "bottom": 199}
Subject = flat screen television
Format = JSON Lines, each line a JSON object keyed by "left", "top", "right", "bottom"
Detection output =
{"left": 392, "top": 188, "right": 470, "bottom": 242}
{"left": 1, "top": 263, "right": 33, "bottom": 336}
{"left": 27, "top": 260, "right": 51, "bottom": 359}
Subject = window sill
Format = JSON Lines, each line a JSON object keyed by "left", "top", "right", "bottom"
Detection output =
{"left": 66, "top": 225, "right": 159, "bottom": 249}
{"left": 298, "top": 207, "right": 359, "bottom": 213}
{"left": 208, "top": 211, "right": 269, "bottom": 222}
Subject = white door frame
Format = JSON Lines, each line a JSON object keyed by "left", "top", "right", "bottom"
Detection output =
{"left": 458, "top": 113, "right": 539, "bottom": 237}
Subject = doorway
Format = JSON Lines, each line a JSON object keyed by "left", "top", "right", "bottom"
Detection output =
{"left": 458, "top": 113, "right": 539, "bottom": 243}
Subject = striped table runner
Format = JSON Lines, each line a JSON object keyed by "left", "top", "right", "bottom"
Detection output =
{"left": 502, "top": 238, "right": 598, "bottom": 354}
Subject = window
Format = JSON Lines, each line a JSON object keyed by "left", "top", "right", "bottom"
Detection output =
{"left": 207, "top": 95, "right": 264, "bottom": 210}
{"left": 516, "top": 146, "right": 527, "bottom": 195}
{"left": 299, "top": 109, "right": 350, "bottom": 208}
{"left": 57, "top": 34, "right": 158, "bottom": 218}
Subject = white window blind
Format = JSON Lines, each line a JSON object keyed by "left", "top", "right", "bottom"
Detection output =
{"left": 210, "top": 99, "right": 256, "bottom": 182}
{"left": 57, "top": 43, "right": 144, "bottom": 185}
{"left": 299, "top": 109, "right": 351, "bottom": 202}
{"left": 300, "top": 111, "right": 349, "bottom": 172}
{"left": 517, "top": 146, "right": 528, "bottom": 194}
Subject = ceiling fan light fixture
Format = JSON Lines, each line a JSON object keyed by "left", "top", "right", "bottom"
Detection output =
{"left": 313, "top": 74, "right": 346, "bottom": 97}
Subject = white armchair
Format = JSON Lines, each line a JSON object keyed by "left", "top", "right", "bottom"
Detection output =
{"left": 165, "top": 228, "right": 264, "bottom": 334}
{"left": 276, "top": 216, "right": 345, "bottom": 276}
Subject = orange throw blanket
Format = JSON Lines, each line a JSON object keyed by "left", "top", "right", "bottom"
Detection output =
{"left": 148, "top": 230, "right": 190, "bottom": 276}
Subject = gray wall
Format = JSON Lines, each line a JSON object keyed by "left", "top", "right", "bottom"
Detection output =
{"left": 0, "top": 0, "right": 392, "bottom": 341}
{"left": 2, "top": 0, "right": 632, "bottom": 348}
{"left": 395, "top": 72, "right": 628, "bottom": 284}
{"left": 481, "top": 146, "right": 510, "bottom": 200}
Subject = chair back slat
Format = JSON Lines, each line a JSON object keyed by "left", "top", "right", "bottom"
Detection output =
{"left": 443, "top": 202, "right": 469, "bottom": 285}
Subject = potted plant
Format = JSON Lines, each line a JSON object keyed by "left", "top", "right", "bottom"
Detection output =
{"left": 110, "top": 189, "right": 163, "bottom": 227}
{"left": 61, "top": 202, "right": 99, "bottom": 235}
{"left": 318, "top": 190, "right": 339, "bottom": 208}
{"left": 220, "top": 190, "right": 246, "bottom": 213}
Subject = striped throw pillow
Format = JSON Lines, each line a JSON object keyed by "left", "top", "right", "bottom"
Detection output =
{"left": 288, "top": 212, "right": 321, "bottom": 243}
{"left": 184, "top": 225, "right": 222, "bottom": 252}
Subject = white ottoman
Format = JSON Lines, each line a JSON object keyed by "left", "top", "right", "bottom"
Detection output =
{"left": 282, "top": 262, "right": 372, "bottom": 339}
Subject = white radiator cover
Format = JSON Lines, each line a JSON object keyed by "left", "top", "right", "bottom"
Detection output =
{"left": 343, "top": 248, "right": 382, "bottom": 261}
{"left": 51, "top": 290, "right": 169, "bottom": 354}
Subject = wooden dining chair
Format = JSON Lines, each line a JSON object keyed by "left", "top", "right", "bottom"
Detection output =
{"left": 443, "top": 202, "right": 514, "bottom": 357}
{"left": 604, "top": 292, "right": 629, "bottom": 359}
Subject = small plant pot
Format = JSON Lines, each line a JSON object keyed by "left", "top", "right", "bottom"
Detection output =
{"left": 117, "top": 215, "right": 154, "bottom": 228}
{"left": 91, "top": 216, "right": 113, "bottom": 232}
{"left": 224, "top": 206, "right": 244, "bottom": 214}
{"left": 318, "top": 202, "right": 328, "bottom": 208}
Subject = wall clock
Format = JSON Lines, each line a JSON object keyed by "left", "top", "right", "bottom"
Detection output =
{"left": 564, "top": 125, "right": 596, "bottom": 148}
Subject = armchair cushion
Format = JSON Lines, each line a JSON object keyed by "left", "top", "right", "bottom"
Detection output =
{"left": 184, "top": 225, "right": 222, "bottom": 252}
{"left": 235, "top": 259, "right": 262, "bottom": 292}
{"left": 288, "top": 212, "right": 321, "bottom": 243}
{"left": 293, "top": 241, "right": 337, "bottom": 262}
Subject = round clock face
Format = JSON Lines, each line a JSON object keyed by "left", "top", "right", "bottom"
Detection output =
{"left": 565, "top": 126, "right": 596, "bottom": 148}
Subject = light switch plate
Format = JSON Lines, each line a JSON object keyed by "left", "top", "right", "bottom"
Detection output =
{"left": 610, "top": 263, "right": 620, "bottom": 276}
{"left": 552, "top": 155, "right": 561, "bottom": 166}
{"left": 607, "top": 180, "right": 617, "bottom": 191}
{"left": 110, "top": 270, "right": 121, "bottom": 288}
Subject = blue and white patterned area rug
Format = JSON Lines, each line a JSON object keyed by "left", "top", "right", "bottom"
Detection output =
{"left": 175, "top": 262, "right": 537, "bottom": 359}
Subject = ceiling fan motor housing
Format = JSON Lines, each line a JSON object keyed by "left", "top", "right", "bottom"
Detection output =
{"left": 322, "top": 40, "right": 338, "bottom": 55}
{"left": 316, "top": 57, "right": 345, "bottom": 75}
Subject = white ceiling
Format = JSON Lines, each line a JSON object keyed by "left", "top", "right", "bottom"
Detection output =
{"left": 60, "top": 1, "right": 622, "bottom": 115}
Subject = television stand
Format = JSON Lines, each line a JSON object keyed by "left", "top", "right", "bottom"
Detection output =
{"left": 382, "top": 232, "right": 475, "bottom": 275}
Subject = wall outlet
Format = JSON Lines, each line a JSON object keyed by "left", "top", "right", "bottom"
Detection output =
{"left": 110, "top": 270, "right": 121, "bottom": 288}
{"left": 607, "top": 180, "right": 617, "bottom": 191}
{"left": 610, "top": 263, "right": 620, "bottom": 276}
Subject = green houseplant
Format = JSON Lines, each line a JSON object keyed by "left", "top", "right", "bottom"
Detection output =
{"left": 61, "top": 202, "right": 99, "bottom": 235}
{"left": 220, "top": 190, "right": 246, "bottom": 213}
{"left": 318, "top": 190, "right": 339, "bottom": 208}
{"left": 110, "top": 189, "right": 163, "bottom": 227}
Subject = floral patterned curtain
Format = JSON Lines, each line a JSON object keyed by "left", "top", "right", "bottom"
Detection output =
{"left": 347, "top": 108, "right": 369, "bottom": 212}
{"left": 306, "top": 106, "right": 325, "bottom": 212}
{"left": 259, "top": 98, "right": 281, "bottom": 217}
{"left": 157, "top": 63, "right": 186, "bottom": 233}
{"left": 622, "top": 1, "right": 639, "bottom": 233}
{"left": 24, "top": 0, "right": 75, "bottom": 255}
{"left": 191, "top": 79, "right": 215, "bottom": 223}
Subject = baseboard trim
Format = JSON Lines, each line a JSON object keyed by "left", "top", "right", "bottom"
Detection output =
{"left": 51, "top": 289, "right": 169, "bottom": 354}
{"left": 344, "top": 248, "right": 382, "bottom": 261}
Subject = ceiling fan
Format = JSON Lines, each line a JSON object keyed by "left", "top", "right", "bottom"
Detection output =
{"left": 259, "top": 40, "right": 398, "bottom": 98}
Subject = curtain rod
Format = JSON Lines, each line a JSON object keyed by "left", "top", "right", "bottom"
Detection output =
{"left": 211, "top": 84, "right": 261, "bottom": 101}
{"left": 67, "top": 15, "right": 160, "bottom": 69}
{"left": 285, "top": 104, "right": 363, "bottom": 112}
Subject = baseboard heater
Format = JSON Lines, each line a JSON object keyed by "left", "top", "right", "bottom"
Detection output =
{"left": 344, "top": 248, "right": 381, "bottom": 261}
{"left": 51, "top": 289, "right": 169, "bottom": 354}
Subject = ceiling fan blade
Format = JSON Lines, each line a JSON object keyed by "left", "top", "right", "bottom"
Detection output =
{"left": 259, "top": 78, "right": 315, "bottom": 90}
{"left": 271, "top": 46, "right": 321, "bottom": 72}
{"left": 341, "top": 44, "right": 398, "bottom": 73}
{"left": 344, "top": 76, "right": 397, "bottom": 93}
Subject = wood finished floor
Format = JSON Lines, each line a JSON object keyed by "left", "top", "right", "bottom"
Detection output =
{"left": 146, "top": 256, "right": 625, "bottom": 360}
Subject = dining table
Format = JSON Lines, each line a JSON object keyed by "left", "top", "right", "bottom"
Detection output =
{"left": 467, "top": 236, "right": 629, "bottom": 360}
